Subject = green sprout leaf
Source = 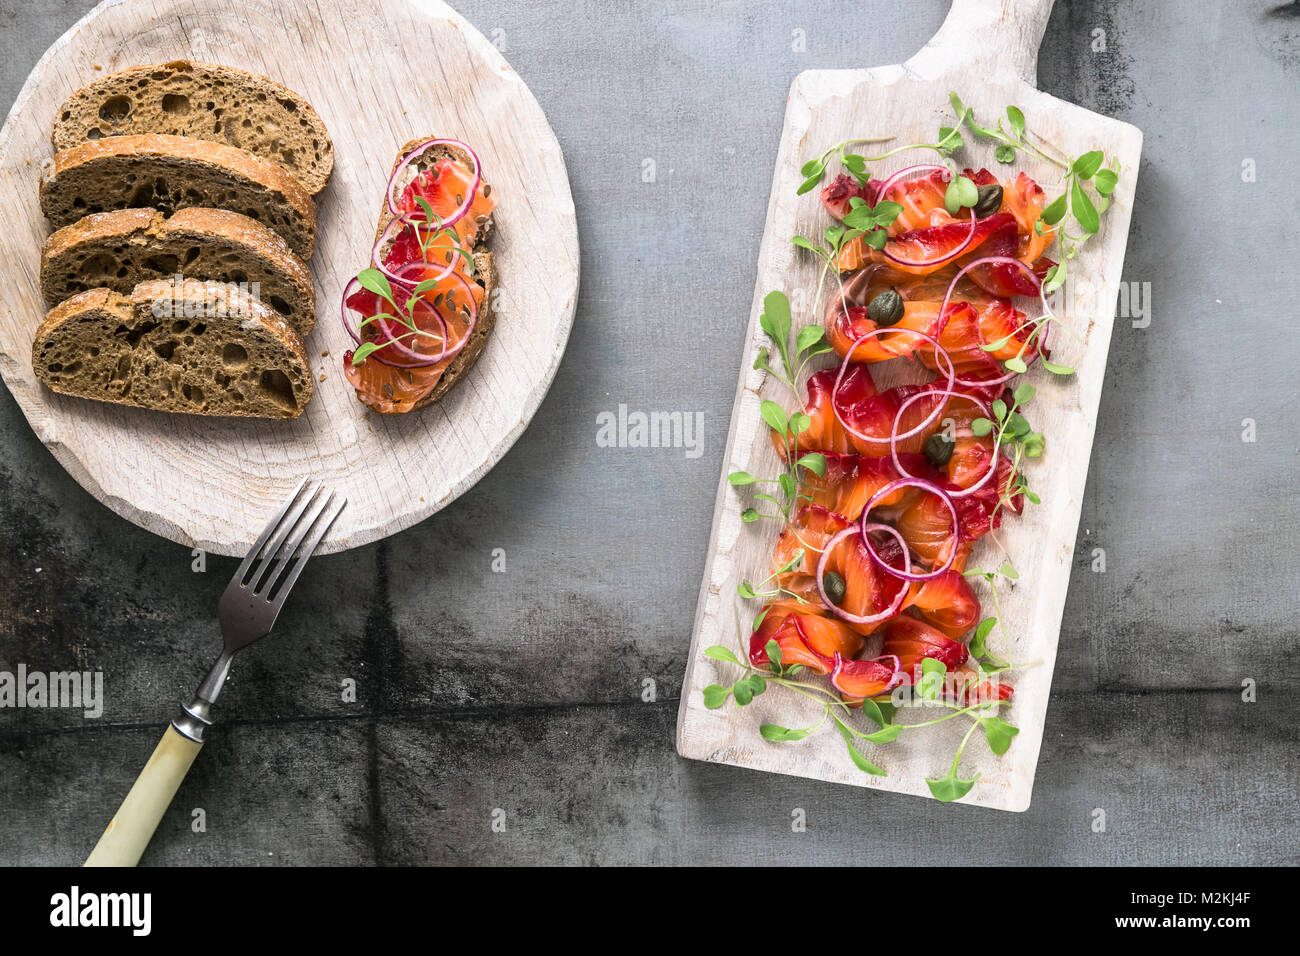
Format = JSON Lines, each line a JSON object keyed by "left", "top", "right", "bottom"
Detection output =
{"left": 1072, "top": 150, "right": 1104, "bottom": 179}
{"left": 872, "top": 201, "right": 903, "bottom": 226}
{"left": 926, "top": 771, "right": 978, "bottom": 802}
{"left": 800, "top": 157, "right": 826, "bottom": 178}
{"left": 349, "top": 342, "right": 381, "bottom": 366}
{"left": 917, "top": 657, "right": 947, "bottom": 700}
{"left": 944, "top": 175, "right": 979, "bottom": 215}
{"left": 702, "top": 684, "right": 731, "bottom": 709}
{"left": 796, "top": 324, "right": 825, "bottom": 354}
{"left": 778, "top": 473, "right": 796, "bottom": 501}
{"left": 704, "top": 646, "right": 741, "bottom": 665}
{"left": 760, "top": 400, "right": 789, "bottom": 435}
{"left": 1041, "top": 192, "right": 1068, "bottom": 226}
{"left": 761, "top": 290, "right": 792, "bottom": 346}
{"left": 1006, "top": 105, "right": 1026, "bottom": 141}
{"left": 356, "top": 268, "right": 396, "bottom": 305}
{"left": 796, "top": 452, "right": 827, "bottom": 477}
{"left": 732, "top": 679, "right": 754, "bottom": 706}
{"left": 1041, "top": 356, "right": 1075, "bottom": 376}
{"left": 1071, "top": 177, "right": 1100, "bottom": 234}
{"left": 981, "top": 716, "right": 1020, "bottom": 756}
{"left": 970, "top": 617, "right": 997, "bottom": 658}
{"left": 864, "top": 723, "right": 904, "bottom": 743}
{"left": 834, "top": 717, "right": 887, "bottom": 776}
{"left": 765, "top": 639, "right": 782, "bottom": 670}
{"left": 760, "top": 723, "right": 811, "bottom": 742}
{"left": 1093, "top": 168, "right": 1119, "bottom": 196}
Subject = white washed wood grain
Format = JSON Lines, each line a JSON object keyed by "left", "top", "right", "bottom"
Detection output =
{"left": 0, "top": 0, "right": 579, "bottom": 556}
{"left": 676, "top": 0, "right": 1143, "bottom": 811}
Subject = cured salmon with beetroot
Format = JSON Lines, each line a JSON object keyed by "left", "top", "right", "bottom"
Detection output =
{"left": 746, "top": 166, "right": 1061, "bottom": 708}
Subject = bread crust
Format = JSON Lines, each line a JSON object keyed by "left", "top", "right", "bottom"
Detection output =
{"left": 40, "top": 206, "right": 316, "bottom": 334}
{"left": 40, "top": 133, "right": 318, "bottom": 259}
{"left": 51, "top": 60, "right": 334, "bottom": 193}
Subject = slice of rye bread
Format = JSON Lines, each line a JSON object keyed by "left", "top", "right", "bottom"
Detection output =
{"left": 364, "top": 138, "right": 497, "bottom": 413}
{"left": 51, "top": 60, "right": 333, "bottom": 194}
{"left": 39, "top": 134, "right": 317, "bottom": 260}
{"left": 41, "top": 207, "right": 316, "bottom": 335}
{"left": 32, "top": 278, "right": 313, "bottom": 419}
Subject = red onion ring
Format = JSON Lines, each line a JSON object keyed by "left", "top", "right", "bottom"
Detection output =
{"left": 370, "top": 217, "right": 460, "bottom": 291}
{"left": 814, "top": 523, "right": 909, "bottom": 625}
{"left": 888, "top": 388, "right": 998, "bottom": 500}
{"left": 386, "top": 137, "right": 481, "bottom": 229}
{"left": 340, "top": 276, "right": 365, "bottom": 347}
{"left": 341, "top": 267, "right": 480, "bottom": 370}
{"left": 874, "top": 164, "right": 979, "bottom": 269}
{"left": 340, "top": 283, "right": 439, "bottom": 370}
{"left": 368, "top": 261, "right": 452, "bottom": 367}
{"left": 938, "top": 255, "right": 1051, "bottom": 389}
{"left": 860, "top": 478, "right": 959, "bottom": 582}
{"left": 831, "top": 327, "right": 955, "bottom": 445}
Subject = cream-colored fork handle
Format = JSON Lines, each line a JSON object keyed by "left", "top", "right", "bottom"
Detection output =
{"left": 84, "top": 725, "right": 202, "bottom": 867}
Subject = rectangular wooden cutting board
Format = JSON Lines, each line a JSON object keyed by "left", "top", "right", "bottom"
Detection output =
{"left": 676, "top": 0, "right": 1142, "bottom": 811}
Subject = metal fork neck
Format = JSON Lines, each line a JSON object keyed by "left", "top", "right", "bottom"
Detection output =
{"left": 172, "top": 649, "right": 235, "bottom": 742}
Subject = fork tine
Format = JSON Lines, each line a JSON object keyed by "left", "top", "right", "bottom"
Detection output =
{"left": 267, "top": 494, "right": 347, "bottom": 609}
{"left": 258, "top": 486, "right": 332, "bottom": 598}
{"left": 249, "top": 482, "right": 323, "bottom": 592}
{"left": 232, "top": 476, "right": 310, "bottom": 585}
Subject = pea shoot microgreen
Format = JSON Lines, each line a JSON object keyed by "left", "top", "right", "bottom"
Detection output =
{"left": 703, "top": 631, "right": 1017, "bottom": 799}
{"left": 970, "top": 382, "right": 1045, "bottom": 520}
{"left": 726, "top": 290, "right": 835, "bottom": 601}
{"left": 946, "top": 91, "right": 1120, "bottom": 276}
{"left": 410, "top": 196, "right": 477, "bottom": 278}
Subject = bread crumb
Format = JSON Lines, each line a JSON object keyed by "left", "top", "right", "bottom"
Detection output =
{"left": 93, "top": 64, "right": 103, "bottom": 71}
{"left": 318, "top": 373, "right": 327, "bottom": 382}
{"left": 320, "top": 350, "right": 329, "bottom": 357}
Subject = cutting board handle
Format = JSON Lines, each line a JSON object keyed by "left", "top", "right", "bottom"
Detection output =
{"left": 906, "top": 0, "right": 1055, "bottom": 87}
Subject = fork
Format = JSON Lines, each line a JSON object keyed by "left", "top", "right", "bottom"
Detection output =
{"left": 84, "top": 477, "right": 346, "bottom": 867}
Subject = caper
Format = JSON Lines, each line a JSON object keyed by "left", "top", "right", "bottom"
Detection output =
{"left": 924, "top": 432, "right": 954, "bottom": 467}
{"left": 822, "top": 570, "right": 847, "bottom": 606}
{"left": 867, "top": 289, "right": 905, "bottom": 327}
{"left": 973, "top": 183, "right": 1003, "bottom": 218}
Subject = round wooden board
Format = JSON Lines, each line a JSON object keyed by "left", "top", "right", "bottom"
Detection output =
{"left": 0, "top": 0, "right": 579, "bottom": 556}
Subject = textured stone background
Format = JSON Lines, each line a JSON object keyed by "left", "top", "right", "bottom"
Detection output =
{"left": 1, "top": 0, "right": 1296, "bottom": 865}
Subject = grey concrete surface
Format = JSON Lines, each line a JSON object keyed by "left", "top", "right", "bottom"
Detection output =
{"left": 1, "top": 0, "right": 1296, "bottom": 866}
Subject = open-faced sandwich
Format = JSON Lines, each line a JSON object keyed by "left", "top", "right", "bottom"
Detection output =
{"left": 341, "top": 138, "right": 497, "bottom": 414}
